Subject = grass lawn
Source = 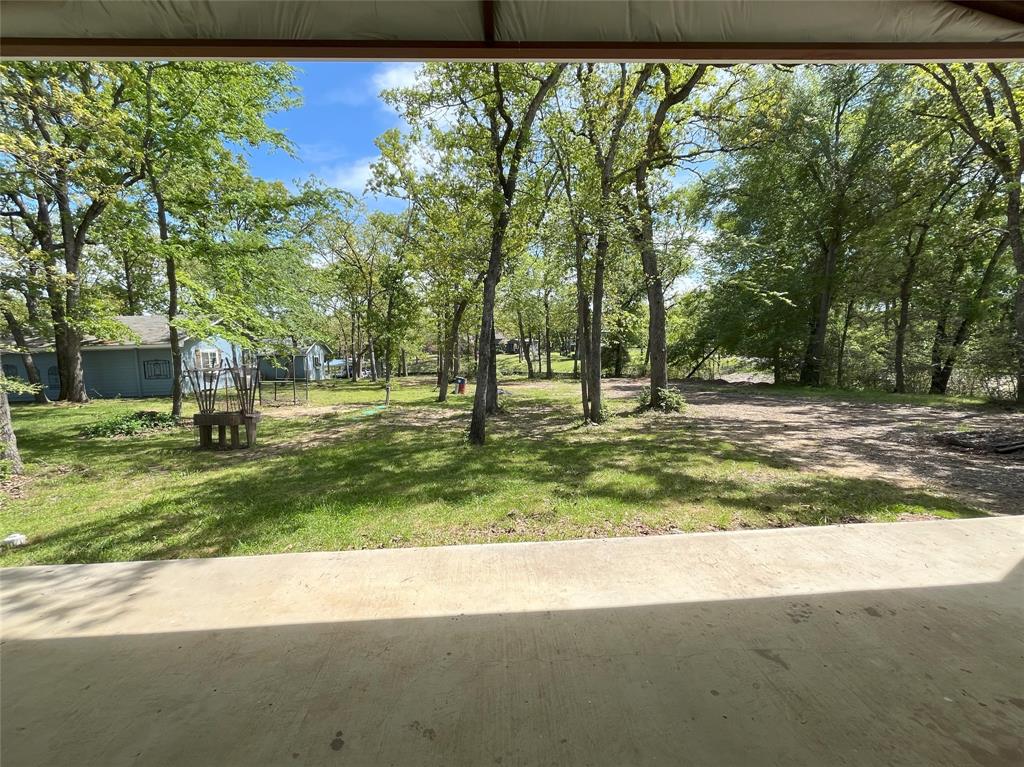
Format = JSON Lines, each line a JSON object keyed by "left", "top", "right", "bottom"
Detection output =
{"left": 0, "top": 375, "right": 988, "bottom": 566}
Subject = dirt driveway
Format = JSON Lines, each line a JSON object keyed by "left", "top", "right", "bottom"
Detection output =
{"left": 603, "top": 380, "right": 1024, "bottom": 514}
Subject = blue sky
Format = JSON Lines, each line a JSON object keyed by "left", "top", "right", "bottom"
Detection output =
{"left": 243, "top": 61, "right": 421, "bottom": 208}
{"left": 244, "top": 61, "right": 710, "bottom": 219}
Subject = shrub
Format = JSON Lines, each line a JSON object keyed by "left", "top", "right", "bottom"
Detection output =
{"left": 80, "top": 410, "right": 180, "bottom": 438}
{"left": 638, "top": 386, "right": 687, "bottom": 413}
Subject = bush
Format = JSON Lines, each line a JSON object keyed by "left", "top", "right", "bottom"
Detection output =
{"left": 80, "top": 410, "right": 180, "bottom": 438}
{"left": 638, "top": 386, "right": 687, "bottom": 413}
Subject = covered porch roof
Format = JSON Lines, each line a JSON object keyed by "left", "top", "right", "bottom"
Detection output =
{"left": 2, "top": 0, "right": 1023, "bottom": 61}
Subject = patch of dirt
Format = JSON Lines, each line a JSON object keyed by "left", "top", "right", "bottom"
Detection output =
{"left": 0, "top": 473, "right": 33, "bottom": 500}
{"left": 934, "top": 430, "right": 1024, "bottom": 455}
{"left": 504, "top": 378, "right": 1021, "bottom": 513}
{"left": 599, "top": 379, "right": 1023, "bottom": 514}
{"left": 260, "top": 403, "right": 362, "bottom": 419}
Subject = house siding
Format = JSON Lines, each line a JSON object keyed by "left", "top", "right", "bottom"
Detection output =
{"left": 258, "top": 344, "right": 329, "bottom": 382}
{"left": 308, "top": 344, "right": 328, "bottom": 381}
{"left": 3, "top": 351, "right": 59, "bottom": 402}
{"left": 4, "top": 335, "right": 243, "bottom": 402}
{"left": 137, "top": 349, "right": 175, "bottom": 396}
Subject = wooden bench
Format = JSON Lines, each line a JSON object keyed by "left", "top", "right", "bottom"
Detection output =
{"left": 193, "top": 411, "right": 262, "bottom": 449}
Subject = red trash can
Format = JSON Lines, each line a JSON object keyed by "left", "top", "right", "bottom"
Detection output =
{"left": 456, "top": 377, "right": 467, "bottom": 395}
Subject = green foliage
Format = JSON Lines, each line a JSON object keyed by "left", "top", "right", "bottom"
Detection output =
{"left": 0, "top": 372, "right": 39, "bottom": 396}
{"left": 80, "top": 410, "right": 180, "bottom": 438}
{"left": 3, "top": 59, "right": 1021, "bottom": 418}
{"left": 638, "top": 386, "right": 687, "bottom": 413}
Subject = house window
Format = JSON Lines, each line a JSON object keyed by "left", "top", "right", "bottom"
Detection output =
{"left": 312, "top": 356, "right": 321, "bottom": 368}
{"left": 194, "top": 349, "right": 220, "bottom": 369}
{"left": 143, "top": 359, "right": 171, "bottom": 379}
{"left": 2, "top": 363, "right": 17, "bottom": 378}
{"left": 47, "top": 366, "right": 58, "bottom": 387}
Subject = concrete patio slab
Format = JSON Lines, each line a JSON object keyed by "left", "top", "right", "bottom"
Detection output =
{"left": 2, "top": 518, "right": 1022, "bottom": 766}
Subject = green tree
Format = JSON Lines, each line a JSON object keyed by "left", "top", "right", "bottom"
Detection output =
{"left": 1, "top": 62, "right": 145, "bottom": 402}
{"left": 916, "top": 63, "right": 1024, "bottom": 401}
{"left": 129, "top": 61, "right": 295, "bottom": 415}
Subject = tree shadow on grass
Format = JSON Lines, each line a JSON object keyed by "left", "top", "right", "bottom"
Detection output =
{"left": 13, "top": 392, "right": 987, "bottom": 564}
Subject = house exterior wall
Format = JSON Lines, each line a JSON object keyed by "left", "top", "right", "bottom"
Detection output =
{"left": 307, "top": 344, "right": 328, "bottom": 381}
{"left": 4, "top": 334, "right": 242, "bottom": 402}
{"left": 3, "top": 351, "right": 58, "bottom": 402}
{"left": 84, "top": 349, "right": 147, "bottom": 397}
{"left": 258, "top": 356, "right": 292, "bottom": 380}
{"left": 258, "top": 344, "right": 330, "bottom": 382}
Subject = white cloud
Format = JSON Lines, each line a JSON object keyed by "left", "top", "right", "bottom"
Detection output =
{"left": 317, "top": 63, "right": 421, "bottom": 117}
{"left": 325, "top": 156, "right": 377, "bottom": 195}
{"left": 316, "top": 63, "right": 420, "bottom": 109}
{"left": 371, "top": 62, "right": 421, "bottom": 93}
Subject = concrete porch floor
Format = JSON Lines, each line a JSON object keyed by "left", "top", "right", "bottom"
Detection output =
{"left": 2, "top": 518, "right": 1022, "bottom": 766}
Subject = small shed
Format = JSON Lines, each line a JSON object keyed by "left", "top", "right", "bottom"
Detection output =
{"left": 257, "top": 343, "right": 330, "bottom": 383}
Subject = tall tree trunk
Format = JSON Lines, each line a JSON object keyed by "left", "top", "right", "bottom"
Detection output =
{"left": 436, "top": 313, "right": 445, "bottom": 388}
{"left": 487, "top": 326, "right": 499, "bottom": 415}
{"left": 928, "top": 244, "right": 966, "bottom": 394}
{"left": 349, "top": 310, "right": 358, "bottom": 380}
{"left": 589, "top": 230, "right": 607, "bottom": 422}
{"left": 836, "top": 302, "right": 855, "bottom": 388}
{"left": 438, "top": 300, "right": 467, "bottom": 403}
{"left": 53, "top": 320, "right": 87, "bottom": 403}
{"left": 894, "top": 225, "right": 929, "bottom": 393}
{"left": 572, "top": 326, "right": 580, "bottom": 377}
{"left": 1007, "top": 187, "right": 1024, "bottom": 403}
{"left": 23, "top": 263, "right": 41, "bottom": 326}
{"left": 469, "top": 210, "right": 508, "bottom": 445}
{"left": 0, "top": 387, "right": 23, "bottom": 475}
{"left": 893, "top": 274, "right": 913, "bottom": 393}
{"left": 932, "top": 235, "right": 1009, "bottom": 394}
{"left": 544, "top": 292, "right": 553, "bottom": 379}
{"left": 516, "top": 309, "right": 535, "bottom": 379}
{"left": 800, "top": 238, "right": 841, "bottom": 386}
{"left": 2, "top": 310, "right": 49, "bottom": 404}
{"left": 635, "top": 174, "right": 669, "bottom": 408}
{"left": 367, "top": 335, "right": 378, "bottom": 382}
{"left": 574, "top": 238, "right": 592, "bottom": 420}
{"left": 928, "top": 316, "right": 949, "bottom": 394}
{"left": 49, "top": 194, "right": 89, "bottom": 403}
{"left": 147, "top": 165, "right": 183, "bottom": 418}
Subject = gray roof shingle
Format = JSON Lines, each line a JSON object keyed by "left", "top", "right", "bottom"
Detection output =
{"left": 1, "top": 315, "right": 184, "bottom": 352}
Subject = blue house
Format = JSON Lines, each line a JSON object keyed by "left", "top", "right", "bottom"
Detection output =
{"left": 2, "top": 315, "right": 242, "bottom": 402}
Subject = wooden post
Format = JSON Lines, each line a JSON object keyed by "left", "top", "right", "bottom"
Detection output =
{"left": 217, "top": 424, "right": 226, "bottom": 448}
{"left": 244, "top": 417, "right": 257, "bottom": 447}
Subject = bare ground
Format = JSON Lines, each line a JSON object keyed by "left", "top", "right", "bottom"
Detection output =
{"left": 598, "top": 379, "right": 1024, "bottom": 514}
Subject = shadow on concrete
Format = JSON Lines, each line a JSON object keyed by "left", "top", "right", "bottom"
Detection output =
{"left": 3, "top": 561, "right": 1022, "bottom": 766}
